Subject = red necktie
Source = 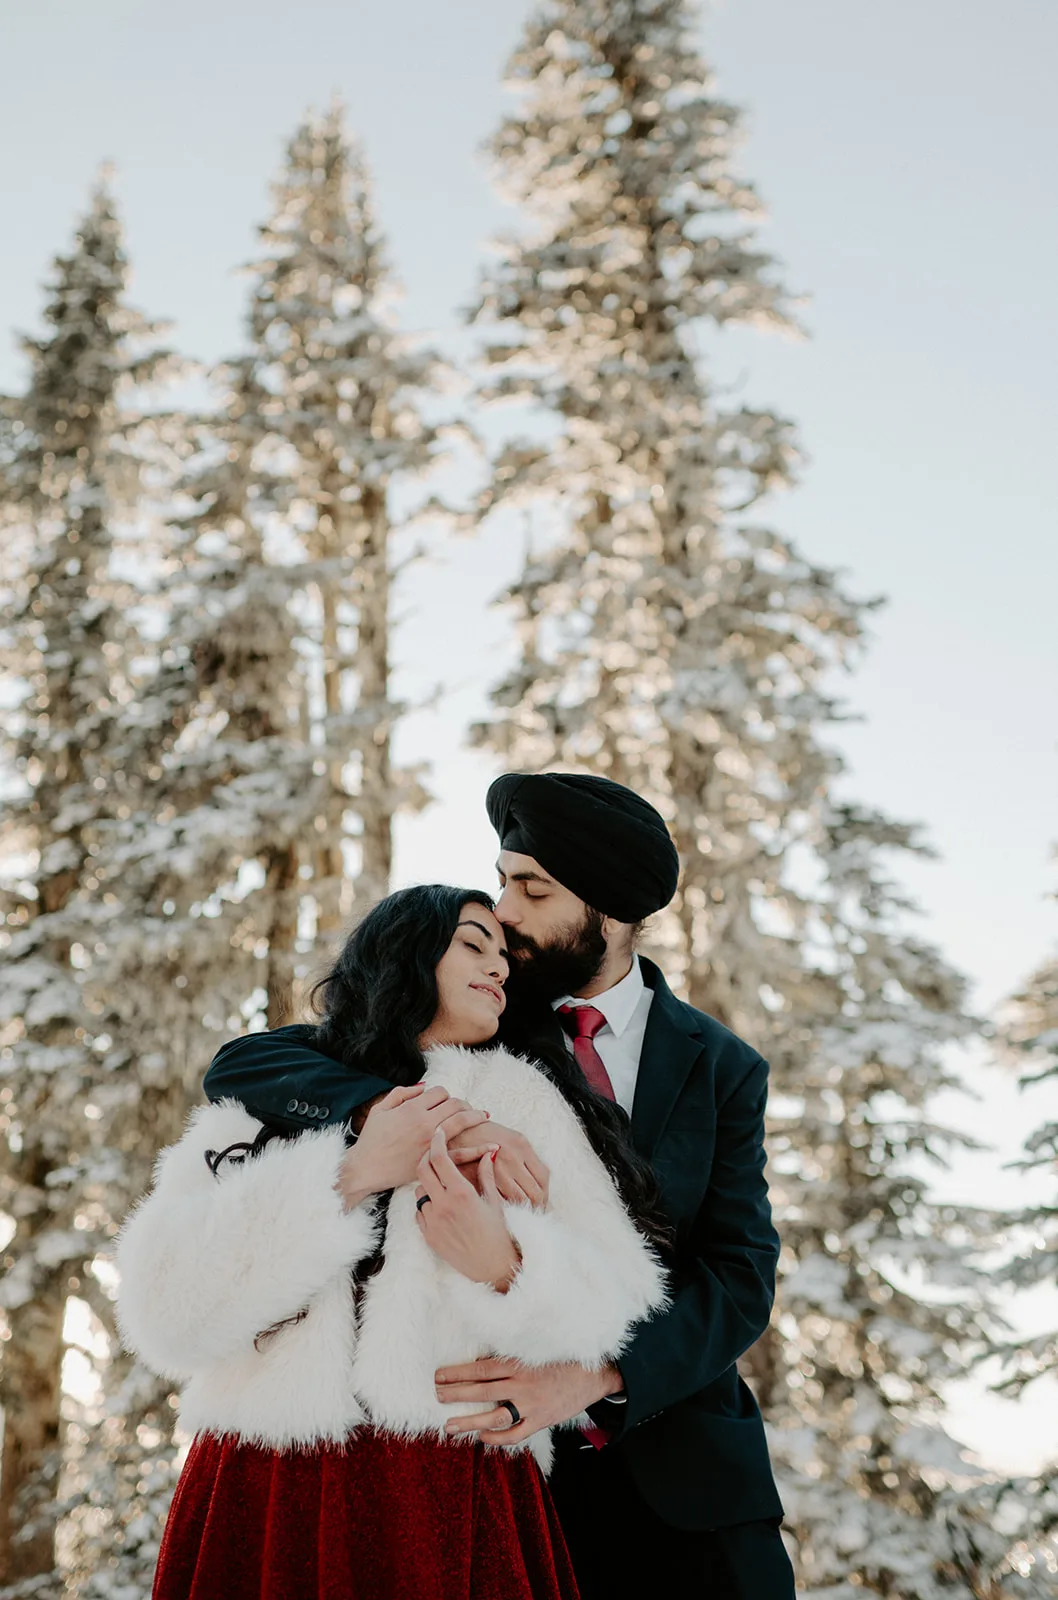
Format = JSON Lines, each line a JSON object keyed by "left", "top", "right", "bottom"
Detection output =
{"left": 557, "top": 1004, "right": 616, "bottom": 1102}
{"left": 559, "top": 1005, "right": 618, "bottom": 1449}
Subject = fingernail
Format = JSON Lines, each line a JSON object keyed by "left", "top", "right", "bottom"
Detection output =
{"left": 484, "top": 1111, "right": 491, "bottom": 1119}
{"left": 491, "top": 1151, "right": 498, "bottom": 1162}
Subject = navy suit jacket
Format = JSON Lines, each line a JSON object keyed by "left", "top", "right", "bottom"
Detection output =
{"left": 203, "top": 959, "right": 784, "bottom": 1529}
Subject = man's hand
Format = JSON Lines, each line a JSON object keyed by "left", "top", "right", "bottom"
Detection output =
{"left": 434, "top": 1357, "right": 624, "bottom": 1447}
{"left": 336, "top": 1085, "right": 489, "bottom": 1206}
{"left": 445, "top": 1122, "right": 550, "bottom": 1208}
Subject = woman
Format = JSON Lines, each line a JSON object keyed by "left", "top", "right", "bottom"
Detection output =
{"left": 117, "top": 886, "right": 668, "bottom": 1600}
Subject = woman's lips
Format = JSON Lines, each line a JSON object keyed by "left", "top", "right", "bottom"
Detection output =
{"left": 471, "top": 983, "right": 505, "bottom": 1008}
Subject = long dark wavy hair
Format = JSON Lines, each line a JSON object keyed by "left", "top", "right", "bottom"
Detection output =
{"left": 311, "top": 884, "right": 671, "bottom": 1254}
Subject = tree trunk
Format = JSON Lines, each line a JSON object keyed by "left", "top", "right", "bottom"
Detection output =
{"left": 354, "top": 500, "right": 392, "bottom": 911}
{"left": 316, "top": 584, "right": 347, "bottom": 937}
{"left": 264, "top": 843, "right": 300, "bottom": 1027}
{"left": 0, "top": 1264, "right": 65, "bottom": 1582}
{"left": 0, "top": 852, "right": 85, "bottom": 1585}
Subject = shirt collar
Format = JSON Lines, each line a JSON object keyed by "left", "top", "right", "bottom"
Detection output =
{"left": 552, "top": 955, "right": 646, "bottom": 1038}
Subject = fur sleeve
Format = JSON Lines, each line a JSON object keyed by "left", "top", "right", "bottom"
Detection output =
{"left": 427, "top": 1047, "right": 668, "bottom": 1367}
{"left": 116, "top": 1101, "right": 378, "bottom": 1378}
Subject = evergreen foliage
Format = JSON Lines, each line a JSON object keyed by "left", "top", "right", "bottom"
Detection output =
{"left": 997, "top": 945, "right": 1058, "bottom": 1393}
{"left": 467, "top": 1, "right": 1045, "bottom": 1589}
{"left": 0, "top": 32, "right": 1049, "bottom": 1600}
{"left": 0, "top": 106, "right": 445, "bottom": 1595}
{"left": 0, "top": 178, "right": 173, "bottom": 1591}
{"left": 244, "top": 103, "right": 440, "bottom": 928}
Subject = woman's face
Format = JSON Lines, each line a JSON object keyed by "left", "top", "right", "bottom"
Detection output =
{"left": 423, "top": 903, "right": 509, "bottom": 1049}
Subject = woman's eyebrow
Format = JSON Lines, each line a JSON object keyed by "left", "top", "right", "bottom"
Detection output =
{"left": 458, "top": 919, "right": 508, "bottom": 959}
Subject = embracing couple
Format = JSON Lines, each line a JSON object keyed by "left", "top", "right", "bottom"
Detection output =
{"left": 118, "top": 772, "right": 796, "bottom": 1599}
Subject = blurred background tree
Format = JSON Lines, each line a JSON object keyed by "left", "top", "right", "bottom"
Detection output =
{"left": 0, "top": 179, "right": 175, "bottom": 1590}
{"left": 997, "top": 907, "right": 1058, "bottom": 1395}
{"left": 0, "top": 106, "right": 447, "bottom": 1597}
{"left": 466, "top": 0, "right": 1053, "bottom": 1592}
{"left": 242, "top": 103, "right": 440, "bottom": 937}
{"left": 0, "top": 5, "right": 1053, "bottom": 1597}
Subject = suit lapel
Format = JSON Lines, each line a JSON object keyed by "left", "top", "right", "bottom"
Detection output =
{"left": 630, "top": 960, "right": 704, "bottom": 1158}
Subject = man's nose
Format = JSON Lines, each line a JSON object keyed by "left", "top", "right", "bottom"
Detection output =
{"left": 494, "top": 887, "right": 518, "bottom": 925}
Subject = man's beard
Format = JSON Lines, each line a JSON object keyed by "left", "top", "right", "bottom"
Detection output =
{"left": 504, "top": 909, "right": 608, "bottom": 1002}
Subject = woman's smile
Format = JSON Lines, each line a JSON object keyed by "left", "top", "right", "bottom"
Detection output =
{"left": 470, "top": 981, "right": 505, "bottom": 1010}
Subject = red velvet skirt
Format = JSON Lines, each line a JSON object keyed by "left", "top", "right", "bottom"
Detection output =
{"left": 152, "top": 1429, "right": 580, "bottom": 1600}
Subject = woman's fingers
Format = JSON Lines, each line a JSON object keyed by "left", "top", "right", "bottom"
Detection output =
{"left": 512, "top": 1165, "right": 545, "bottom": 1207}
{"left": 416, "top": 1139, "right": 448, "bottom": 1198}
{"left": 428, "top": 1124, "right": 471, "bottom": 1186}
{"left": 420, "top": 1125, "right": 456, "bottom": 1190}
{"left": 383, "top": 1083, "right": 426, "bottom": 1106}
{"left": 478, "top": 1150, "right": 500, "bottom": 1206}
{"left": 447, "top": 1144, "right": 495, "bottom": 1166}
{"left": 492, "top": 1151, "right": 536, "bottom": 1206}
{"left": 522, "top": 1148, "right": 550, "bottom": 1191}
{"left": 438, "top": 1107, "right": 490, "bottom": 1142}
{"left": 419, "top": 1085, "right": 453, "bottom": 1111}
{"left": 416, "top": 1153, "right": 444, "bottom": 1195}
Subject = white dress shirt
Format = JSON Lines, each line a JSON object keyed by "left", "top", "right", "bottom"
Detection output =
{"left": 552, "top": 956, "right": 654, "bottom": 1117}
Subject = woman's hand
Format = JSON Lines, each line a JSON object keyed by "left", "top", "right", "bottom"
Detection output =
{"left": 414, "top": 1128, "right": 521, "bottom": 1293}
{"left": 336, "top": 1085, "right": 489, "bottom": 1210}
{"left": 445, "top": 1122, "right": 550, "bottom": 1208}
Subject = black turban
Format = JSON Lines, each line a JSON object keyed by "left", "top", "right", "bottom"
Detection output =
{"left": 486, "top": 772, "right": 680, "bottom": 923}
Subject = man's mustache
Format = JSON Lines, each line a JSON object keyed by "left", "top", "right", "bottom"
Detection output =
{"left": 503, "top": 928, "right": 540, "bottom": 958}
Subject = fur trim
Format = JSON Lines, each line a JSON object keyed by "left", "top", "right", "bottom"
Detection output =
{"left": 425, "top": 1048, "right": 667, "bottom": 1368}
{"left": 116, "top": 1100, "right": 378, "bottom": 1378}
{"left": 352, "top": 1047, "right": 666, "bottom": 1445}
{"left": 178, "top": 1269, "right": 367, "bottom": 1447}
{"left": 115, "top": 1048, "right": 667, "bottom": 1464}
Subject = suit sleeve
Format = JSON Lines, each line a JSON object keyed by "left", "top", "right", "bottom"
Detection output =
{"left": 614, "top": 1052, "right": 779, "bottom": 1432}
{"left": 203, "top": 1025, "right": 393, "bottom": 1132}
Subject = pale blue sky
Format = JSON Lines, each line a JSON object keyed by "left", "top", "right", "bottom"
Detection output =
{"left": 2, "top": 0, "right": 1054, "bottom": 1006}
{"left": 2, "top": 0, "right": 1056, "bottom": 1466}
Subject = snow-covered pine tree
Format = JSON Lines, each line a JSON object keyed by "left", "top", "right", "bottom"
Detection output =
{"left": 0, "top": 178, "right": 171, "bottom": 1589}
{"left": 245, "top": 103, "right": 440, "bottom": 931}
{"left": 997, "top": 937, "right": 1058, "bottom": 1392}
{"left": 762, "top": 805, "right": 1043, "bottom": 1597}
{"left": 972, "top": 908, "right": 1058, "bottom": 1599}
{"left": 467, "top": 0, "right": 867, "bottom": 1042}
{"left": 467, "top": 3, "right": 1023, "bottom": 1591}
{"left": 57, "top": 353, "right": 327, "bottom": 1597}
{"left": 62, "top": 108, "right": 453, "bottom": 1584}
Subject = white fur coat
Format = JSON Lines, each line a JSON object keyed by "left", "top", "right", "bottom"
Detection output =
{"left": 116, "top": 1044, "right": 667, "bottom": 1473}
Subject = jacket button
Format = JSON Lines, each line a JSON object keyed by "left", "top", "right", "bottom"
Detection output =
{"left": 307, "top": 1105, "right": 319, "bottom": 1118}
{"left": 319, "top": 1107, "right": 330, "bottom": 1118}
{"left": 286, "top": 1098, "right": 298, "bottom": 1113}
{"left": 297, "top": 1102, "right": 309, "bottom": 1115}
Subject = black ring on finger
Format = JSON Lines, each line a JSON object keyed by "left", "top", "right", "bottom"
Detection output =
{"left": 499, "top": 1399, "right": 521, "bottom": 1426}
{"left": 416, "top": 1194, "right": 431, "bottom": 1212}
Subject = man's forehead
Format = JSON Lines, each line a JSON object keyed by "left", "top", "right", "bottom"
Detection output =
{"left": 496, "top": 849, "right": 556, "bottom": 885}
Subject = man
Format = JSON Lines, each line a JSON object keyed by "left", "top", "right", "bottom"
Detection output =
{"left": 203, "top": 772, "right": 795, "bottom": 1598}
